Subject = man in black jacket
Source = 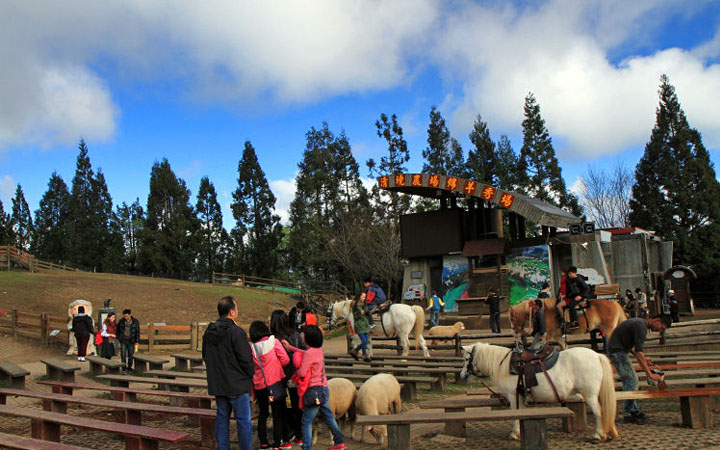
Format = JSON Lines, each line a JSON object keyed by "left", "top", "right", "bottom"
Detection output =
{"left": 565, "top": 266, "right": 590, "bottom": 329}
{"left": 484, "top": 288, "right": 502, "bottom": 333}
{"left": 203, "top": 296, "right": 254, "bottom": 450}
{"left": 116, "top": 309, "right": 140, "bottom": 373}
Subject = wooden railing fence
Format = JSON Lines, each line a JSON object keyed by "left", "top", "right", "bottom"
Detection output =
{"left": 0, "top": 246, "right": 78, "bottom": 273}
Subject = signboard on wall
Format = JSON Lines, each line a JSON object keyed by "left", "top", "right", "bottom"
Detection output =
{"left": 442, "top": 256, "right": 470, "bottom": 312}
{"left": 507, "top": 245, "right": 550, "bottom": 306}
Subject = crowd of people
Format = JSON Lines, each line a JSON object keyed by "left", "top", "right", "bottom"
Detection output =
{"left": 70, "top": 307, "right": 140, "bottom": 374}
{"left": 203, "top": 296, "right": 345, "bottom": 450}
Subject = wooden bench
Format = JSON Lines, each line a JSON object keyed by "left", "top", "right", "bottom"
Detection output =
{"left": 171, "top": 353, "right": 204, "bottom": 371}
{"left": 131, "top": 354, "right": 169, "bottom": 374}
{"left": 86, "top": 356, "right": 124, "bottom": 376}
{"left": 328, "top": 373, "right": 436, "bottom": 400}
{"left": 0, "top": 404, "right": 189, "bottom": 450}
{"left": 97, "top": 374, "right": 207, "bottom": 391}
{"left": 145, "top": 369, "right": 206, "bottom": 380}
{"left": 419, "top": 395, "right": 587, "bottom": 437}
{"left": 616, "top": 387, "right": 720, "bottom": 429}
{"left": 40, "top": 359, "right": 80, "bottom": 382}
{"left": 0, "top": 432, "right": 90, "bottom": 450}
{"left": 325, "top": 365, "right": 453, "bottom": 391}
{"left": 356, "top": 407, "right": 573, "bottom": 450}
{"left": 0, "top": 388, "right": 217, "bottom": 447}
{"left": 325, "top": 353, "right": 465, "bottom": 363}
{"left": 0, "top": 361, "right": 31, "bottom": 389}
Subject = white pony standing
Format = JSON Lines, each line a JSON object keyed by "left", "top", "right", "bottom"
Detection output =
{"left": 460, "top": 342, "right": 618, "bottom": 442}
{"left": 327, "top": 299, "right": 430, "bottom": 357}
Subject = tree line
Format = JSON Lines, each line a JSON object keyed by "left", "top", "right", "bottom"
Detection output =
{"left": 1, "top": 75, "right": 718, "bottom": 296}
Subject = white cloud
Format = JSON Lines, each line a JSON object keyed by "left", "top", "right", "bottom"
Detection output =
{"left": 270, "top": 177, "right": 297, "bottom": 225}
{"left": 0, "top": 176, "right": 15, "bottom": 204}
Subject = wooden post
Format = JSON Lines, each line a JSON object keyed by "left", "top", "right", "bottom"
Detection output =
{"left": 346, "top": 334, "right": 352, "bottom": 353}
{"left": 211, "top": 272, "right": 215, "bottom": 285}
{"left": 11, "top": 309, "right": 17, "bottom": 337}
{"left": 520, "top": 418, "right": 548, "bottom": 450}
{"left": 562, "top": 400, "right": 587, "bottom": 432}
{"left": 680, "top": 396, "right": 713, "bottom": 428}
{"left": 191, "top": 322, "right": 198, "bottom": 351}
{"left": 445, "top": 407, "right": 466, "bottom": 436}
{"left": 454, "top": 333, "right": 461, "bottom": 356}
{"left": 387, "top": 424, "right": 410, "bottom": 450}
{"left": 396, "top": 337, "right": 402, "bottom": 355}
{"left": 148, "top": 323, "right": 155, "bottom": 352}
{"left": 40, "top": 313, "right": 47, "bottom": 345}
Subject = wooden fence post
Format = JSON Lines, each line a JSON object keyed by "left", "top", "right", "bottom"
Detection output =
{"left": 40, "top": 313, "right": 47, "bottom": 345}
{"left": 190, "top": 322, "right": 198, "bottom": 351}
{"left": 11, "top": 309, "right": 17, "bottom": 337}
{"left": 396, "top": 337, "right": 402, "bottom": 355}
{"left": 148, "top": 323, "right": 155, "bottom": 352}
{"left": 211, "top": 273, "right": 215, "bottom": 285}
{"left": 454, "top": 333, "right": 461, "bottom": 356}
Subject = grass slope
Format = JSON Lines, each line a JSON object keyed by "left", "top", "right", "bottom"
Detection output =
{"left": 0, "top": 270, "right": 295, "bottom": 325}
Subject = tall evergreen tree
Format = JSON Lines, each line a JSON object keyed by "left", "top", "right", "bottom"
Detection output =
{"left": 495, "top": 135, "right": 521, "bottom": 190}
{"left": 139, "top": 159, "right": 198, "bottom": 278}
{"left": 33, "top": 172, "right": 71, "bottom": 262}
{"left": 518, "top": 93, "right": 582, "bottom": 216}
{"left": 232, "top": 142, "right": 282, "bottom": 279}
{"left": 0, "top": 199, "right": 13, "bottom": 245}
{"left": 467, "top": 115, "right": 497, "bottom": 184}
{"left": 196, "top": 176, "right": 228, "bottom": 281}
{"left": 10, "top": 185, "right": 33, "bottom": 251}
{"left": 630, "top": 75, "right": 720, "bottom": 293}
{"left": 422, "top": 107, "right": 464, "bottom": 175}
{"left": 114, "top": 199, "right": 145, "bottom": 273}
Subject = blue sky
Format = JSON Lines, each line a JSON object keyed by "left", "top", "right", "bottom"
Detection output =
{"left": 2, "top": 1, "right": 720, "bottom": 227}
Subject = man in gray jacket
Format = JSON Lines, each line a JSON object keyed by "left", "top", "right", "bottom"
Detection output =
{"left": 203, "top": 296, "right": 254, "bottom": 450}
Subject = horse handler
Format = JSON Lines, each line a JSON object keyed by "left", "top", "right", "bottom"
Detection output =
{"left": 606, "top": 314, "right": 671, "bottom": 424}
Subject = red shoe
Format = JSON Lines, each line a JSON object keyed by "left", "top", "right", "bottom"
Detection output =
{"left": 329, "top": 444, "right": 346, "bottom": 450}
{"left": 291, "top": 439, "right": 303, "bottom": 444}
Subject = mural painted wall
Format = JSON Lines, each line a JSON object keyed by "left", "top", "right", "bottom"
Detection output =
{"left": 442, "top": 256, "right": 470, "bottom": 312}
{"left": 507, "top": 245, "right": 550, "bottom": 306}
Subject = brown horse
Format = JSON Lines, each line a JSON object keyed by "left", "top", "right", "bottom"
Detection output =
{"left": 509, "top": 297, "right": 626, "bottom": 348}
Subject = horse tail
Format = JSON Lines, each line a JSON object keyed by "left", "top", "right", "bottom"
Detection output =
{"left": 598, "top": 352, "right": 619, "bottom": 439}
{"left": 411, "top": 305, "right": 426, "bottom": 350}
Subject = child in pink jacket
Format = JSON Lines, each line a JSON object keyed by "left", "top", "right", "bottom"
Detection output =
{"left": 250, "top": 321, "right": 291, "bottom": 449}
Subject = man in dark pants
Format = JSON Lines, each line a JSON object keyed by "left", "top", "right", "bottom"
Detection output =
{"left": 530, "top": 299, "right": 546, "bottom": 346}
{"left": 116, "top": 309, "right": 140, "bottom": 373}
{"left": 565, "top": 266, "right": 590, "bottom": 329}
{"left": 607, "top": 315, "right": 671, "bottom": 424}
{"left": 364, "top": 277, "right": 387, "bottom": 327}
{"left": 484, "top": 288, "right": 501, "bottom": 333}
{"left": 203, "top": 296, "right": 254, "bottom": 450}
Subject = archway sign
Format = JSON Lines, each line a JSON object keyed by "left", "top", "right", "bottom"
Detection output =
{"left": 377, "top": 173, "right": 581, "bottom": 229}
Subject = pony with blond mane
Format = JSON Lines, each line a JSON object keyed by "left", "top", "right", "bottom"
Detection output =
{"left": 326, "top": 299, "right": 429, "bottom": 357}
{"left": 509, "top": 297, "right": 626, "bottom": 348}
{"left": 460, "top": 342, "right": 619, "bottom": 442}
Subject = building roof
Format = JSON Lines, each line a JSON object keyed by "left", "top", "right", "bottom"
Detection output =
{"left": 377, "top": 173, "right": 581, "bottom": 228}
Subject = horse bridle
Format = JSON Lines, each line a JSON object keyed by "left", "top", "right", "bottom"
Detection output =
{"left": 465, "top": 347, "right": 482, "bottom": 377}
{"left": 325, "top": 304, "right": 335, "bottom": 330}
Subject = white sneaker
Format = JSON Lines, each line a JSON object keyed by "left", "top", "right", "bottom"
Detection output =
{"left": 80, "top": 357, "right": 85, "bottom": 361}
{"left": 77, "top": 357, "right": 82, "bottom": 361}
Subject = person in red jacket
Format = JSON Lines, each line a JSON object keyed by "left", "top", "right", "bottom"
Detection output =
{"left": 250, "top": 321, "right": 292, "bottom": 449}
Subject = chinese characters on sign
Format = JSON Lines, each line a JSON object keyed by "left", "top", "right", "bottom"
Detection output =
{"left": 499, "top": 192, "right": 515, "bottom": 208}
{"left": 411, "top": 174, "right": 423, "bottom": 186}
{"left": 463, "top": 180, "right": 477, "bottom": 195}
{"left": 378, "top": 176, "right": 389, "bottom": 189}
{"left": 444, "top": 176, "right": 458, "bottom": 191}
{"left": 428, "top": 174, "right": 440, "bottom": 188}
{"left": 480, "top": 185, "right": 496, "bottom": 201}
{"left": 394, "top": 174, "right": 406, "bottom": 186}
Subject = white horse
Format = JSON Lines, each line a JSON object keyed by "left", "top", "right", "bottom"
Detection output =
{"left": 327, "top": 300, "right": 429, "bottom": 357}
{"left": 460, "top": 342, "right": 618, "bottom": 442}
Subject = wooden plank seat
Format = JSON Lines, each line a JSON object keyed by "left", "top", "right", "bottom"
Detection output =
{"left": 0, "top": 404, "right": 189, "bottom": 450}
{"left": 640, "top": 362, "right": 720, "bottom": 371}
{"left": 325, "top": 353, "right": 465, "bottom": 362}
{"left": 328, "top": 373, "right": 437, "bottom": 401}
{"left": 85, "top": 356, "right": 124, "bottom": 376}
{"left": 616, "top": 387, "right": 720, "bottom": 429}
{"left": 96, "top": 374, "right": 207, "bottom": 391}
{"left": 325, "top": 365, "right": 452, "bottom": 391}
{"left": 145, "top": 369, "right": 206, "bottom": 380}
{"left": 171, "top": 353, "right": 204, "bottom": 371}
{"left": 40, "top": 359, "right": 80, "bottom": 382}
{"left": 356, "top": 407, "right": 574, "bottom": 450}
{"left": 0, "top": 432, "right": 91, "bottom": 450}
{"left": 131, "top": 354, "right": 169, "bottom": 374}
{"left": 0, "top": 361, "right": 31, "bottom": 389}
{"left": 0, "top": 388, "right": 218, "bottom": 447}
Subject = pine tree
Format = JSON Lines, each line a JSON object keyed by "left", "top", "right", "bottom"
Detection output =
{"left": 423, "top": 107, "right": 453, "bottom": 175}
{"left": 630, "top": 75, "right": 720, "bottom": 293}
{"left": 115, "top": 199, "right": 145, "bottom": 273}
{"left": 196, "top": 176, "right": 228, "bottom": 281}
{"left": 0, "top": 199, "right": 11, "bottom": 245}
{"left": 232, "top": 142, "right": 282, "bottom": 278}
{"left": 518, "top": 93, "right": 582, "bottom": 216}
{"left": 495, "top": 135, "right": 521, "bottom": 190}
{"left": 10, "top": 185, "right": 33, "bottom": 251}
{"left": 139, "top": 159, "right": 198, "bottom": 278}
{"left": 467, "top": 115, "right": 497, "bottom": 184}
{"left": 33, "top": 172, "right": 71, "bottom": 262}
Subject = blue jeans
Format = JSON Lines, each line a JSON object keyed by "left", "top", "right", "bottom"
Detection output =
{"left": 430, "top": 309, "right": 440, "bottom": 326}
{"left": 354, "top": 333, "right": 369, "bottom": 355}
{"left": 608, "top": 352, "right": 641, "bottom": 415}
{"left": 215, "top": 394, "right": 252, "bottom": 450}
{"left": 120, "top": 341, "right": 134, "bottom": 370}
{"left": 367, "top": 300, "right": 384, "bottom": 325}
{"left": 302, "top": 387, "right": 343, "bottom": 450}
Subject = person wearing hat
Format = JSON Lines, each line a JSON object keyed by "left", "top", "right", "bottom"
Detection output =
{"left": 667, "top": 290, "right": 679, "bottom": 323}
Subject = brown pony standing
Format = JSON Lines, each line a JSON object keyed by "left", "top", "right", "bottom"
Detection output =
{"left": 509, "top": 297, "right": 626, "bottom": 348}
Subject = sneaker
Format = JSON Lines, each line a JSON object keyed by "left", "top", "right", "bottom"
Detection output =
{"left": 77, "top": 357, "right": 82, "bottom": 361}
{"left": 279, "top": 444, "right": 293, "bottom": 449}
{"left": 632, "top": 412, "right": 648, "bottom": 424}
{"left": 79, "top": 357, "right": 86, "bottom": 362}
{"left": 363, "top": 356, "right": 372, "bottom": 362}
{"left": 328, "top": 444, "right": 346, "bottom": 450}
{"left": 291, "top": 438, "right": 303, "bottom": 444}
{"left": 260, "top": 443, "right": 272, "bottom": 449}
{"left": 349, "top": 349, "right": 359, "bottom": 361}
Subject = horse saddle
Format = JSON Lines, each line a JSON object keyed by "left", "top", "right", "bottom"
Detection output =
{"left": 509, "top": 343, "right": 560, "bottom": 388}
{"left": 372, "top": 301, "right": 392, "bottom": 315}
